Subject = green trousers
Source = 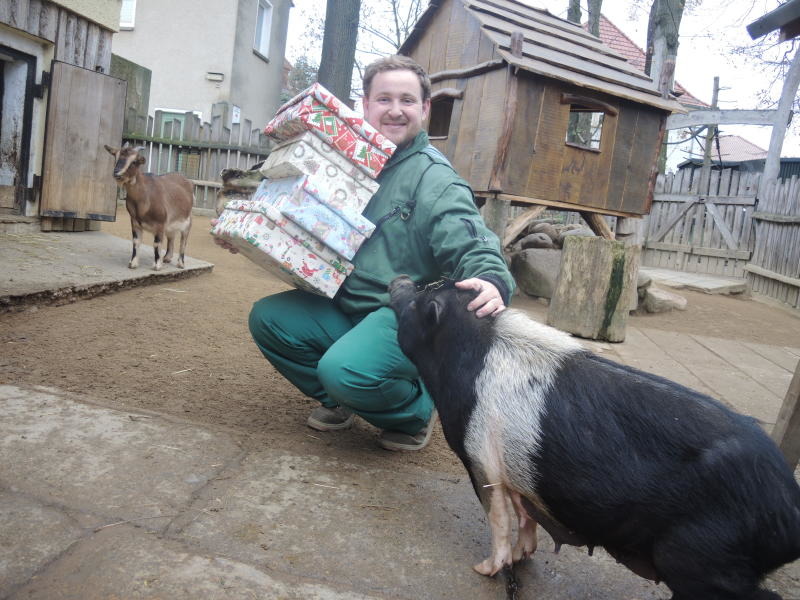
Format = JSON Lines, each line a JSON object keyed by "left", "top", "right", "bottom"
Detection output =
{"left": 248, "top": 290, "right": 434, "bottom": 435}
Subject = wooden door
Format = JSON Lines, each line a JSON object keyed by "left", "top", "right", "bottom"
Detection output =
{"left": 40, "top": 61, "right": 126, "bottom": 221}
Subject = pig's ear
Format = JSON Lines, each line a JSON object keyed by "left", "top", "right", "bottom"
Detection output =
{"left": 424, "top": 299, "right": 443, "bottom": 328}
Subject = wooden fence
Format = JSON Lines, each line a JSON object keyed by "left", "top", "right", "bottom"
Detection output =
{"left": 508, "top": 167, "right": 800, "bottom": 311}
{"left": 745, "top": 177, "right": 800, "bottom": 309}
{"left": 642, "top": 169, "right": 759, "bottom": 278}
{"left": 122, "top": 106, "right": 271, "bottom": 212}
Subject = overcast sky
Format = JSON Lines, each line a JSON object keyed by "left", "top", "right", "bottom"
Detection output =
{"left": 285, "top": 0, "right": 800, "bottom": 157}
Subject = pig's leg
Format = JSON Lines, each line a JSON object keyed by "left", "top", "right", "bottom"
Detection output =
{"left": 510, "top": 490, "right": 538, "bottom": 562}
{"left": 473, "top": 484, "right": 515, "bottom": 576}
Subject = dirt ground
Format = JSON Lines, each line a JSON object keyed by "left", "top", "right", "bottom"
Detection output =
{"left": 2, "top": 214, "right": 800, "bottom": 475}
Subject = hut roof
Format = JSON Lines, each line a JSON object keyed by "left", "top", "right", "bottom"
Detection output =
{"left": 400, "top": 0, "right": 686, "bottom": 113}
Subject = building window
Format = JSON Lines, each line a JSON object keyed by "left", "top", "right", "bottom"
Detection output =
{"left": 120, "top": 0, "right": 136, "bottom": 29}
{"left": 254, "top": 0, "right": 273, "bottom": 59}
{"left": 566, "top": 106, "right": 604, "bottom": 150}
{"left": 428, "top": 97, "right": 454, "bottom": 138}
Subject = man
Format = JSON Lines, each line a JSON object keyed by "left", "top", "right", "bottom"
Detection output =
{"left": 247, "top": 55, "right": 514, "bottom": 451}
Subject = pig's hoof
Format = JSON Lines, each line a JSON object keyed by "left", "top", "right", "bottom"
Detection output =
{"left": 513, "top": 537, "right": 537, "bottom": 562}
{"left": 473, "top": 554, "right": 510, "bottom": 577}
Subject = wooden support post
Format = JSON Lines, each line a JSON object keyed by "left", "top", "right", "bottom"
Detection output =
{"left": 503, "top": 205, "right": 547, "bottom": 248}
{"left": 772, "top": 361, "right": 800, "bottom": 470}
{"left": 547, "top": 236, "right": 640, "bottom": 342}
{"left": 615, "top": 216, "right": 645, "bottom": 310}
{"left": 579, "top": 211, "right": 615, "bottom": 240}
{"left": 482, "top": 194, "right": 510, "bottom": 240}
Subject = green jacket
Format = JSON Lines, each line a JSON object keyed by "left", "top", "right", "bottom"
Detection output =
{"left": 335, "top": 131, "right": 515, "bottom": 315}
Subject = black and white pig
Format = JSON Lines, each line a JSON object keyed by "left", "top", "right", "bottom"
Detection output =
{"left": 388, "top": 275, "right": 800, "bottom": 600}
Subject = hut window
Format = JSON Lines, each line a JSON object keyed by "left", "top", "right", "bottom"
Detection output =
{"left": 428, "top": 97, "right": 454, "bottom": 138}
{"left": 566, "top": 106, "right": 604, "bottom": 150}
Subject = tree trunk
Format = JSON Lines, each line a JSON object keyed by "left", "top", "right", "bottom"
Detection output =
{"left": 645, "top": 0, "right": 685, "bottom": 93}
{"left": 567, "top": 0, "right": 581, "bottom": 24}
{"left": 547, "top": 237, "right": 640, "bottom": 343}
{"left": 317, "top": 0, "right": 361, "bottom": 104}
{"left": 587, "top": 0, "right": 603, "bottom": 36}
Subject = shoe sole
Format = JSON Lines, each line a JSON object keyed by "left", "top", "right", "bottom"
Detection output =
{"left": 307, "top": 414, "right": 355, "bottom": 432}
{"left": 378, "top": 413, "right": 437, "bottom": 451}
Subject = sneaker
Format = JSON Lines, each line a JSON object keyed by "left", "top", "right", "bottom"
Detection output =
{"left": 307, "top": 406, "right": 354, "bottom": 432}
{"left": 378, "top": 411, "right": 437, "bottom": 451}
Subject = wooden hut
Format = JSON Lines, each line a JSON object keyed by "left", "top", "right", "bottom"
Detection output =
{"left": 399, "top": 0, "right": 685, "bottom": 230}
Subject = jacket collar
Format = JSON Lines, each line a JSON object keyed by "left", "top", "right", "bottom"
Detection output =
{"left": 381, "top": 131, "right": 430, "bottom": 175}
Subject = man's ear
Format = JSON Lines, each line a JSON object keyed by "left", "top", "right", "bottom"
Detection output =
{"left": 421, "top": 98, "right": 431, "bottom": 122}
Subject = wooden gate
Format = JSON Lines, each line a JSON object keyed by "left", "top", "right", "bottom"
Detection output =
{"left": 40, "top": 61, "right": 126, "bottom": 222}
{"left": 642, "top": 168, "right": 760, "bottom": 278}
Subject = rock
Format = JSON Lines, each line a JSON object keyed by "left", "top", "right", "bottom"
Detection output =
{"left": 511, "top": 248, "right": 562, "bottom": 299}
{"left": 520, "top": 232, "right": 555, "bottom": 249}
{"left": 529, "top": 222, "right": 558, "bottom": 241}
{"left": 637, "top": 271, "right": 653, "bottom": 300}
{"left": 642, "top": 286, "right": 688, "bottom": 313}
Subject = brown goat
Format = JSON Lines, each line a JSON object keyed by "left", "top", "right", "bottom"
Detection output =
{"left": 104, "top": 143, "right": 193, "bottom": 270}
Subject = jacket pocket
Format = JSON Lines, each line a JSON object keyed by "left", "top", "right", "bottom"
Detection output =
{"left": 461, "top": 217, "right": 488, "bottom": 243}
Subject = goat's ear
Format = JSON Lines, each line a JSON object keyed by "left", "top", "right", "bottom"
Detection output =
{"left": 424, "top": 298, "right": 443, "bottom": 328}
{"left": 103, "top": 145, "right": 117, "bottom": 156}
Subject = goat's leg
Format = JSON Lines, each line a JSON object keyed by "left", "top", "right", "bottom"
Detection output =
{"left": 177, "top": 221, "right": 191, "bottom": 269}
{"left": 152, "top": 230, "right": 164, "bottom": 271}
{"left": 474, "top": 484, "right": 515, "bottom": 576}
{"left": 163, "top": 233, "right": 175, "bottom": 264}
{"left": 129, "top": 222, "right": 142, "bottom": 269}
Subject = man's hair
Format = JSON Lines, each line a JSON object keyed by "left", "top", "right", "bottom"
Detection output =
{"left": 362, "top": 55, "right": 432, "bottom": 102}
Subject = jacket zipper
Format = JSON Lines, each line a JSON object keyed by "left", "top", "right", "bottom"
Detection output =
{"left": 371, "top": 206, "right": 401, "bottom": 236}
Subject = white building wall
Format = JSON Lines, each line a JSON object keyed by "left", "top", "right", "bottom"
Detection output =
{"left": 112, "top": 0, "right": 238, "bottom": 123}
{"left": 230, "top": 0, "right": 292, "bottom": 130}
{"left": 111, "top": 0, "right": 290, "bottom": 131}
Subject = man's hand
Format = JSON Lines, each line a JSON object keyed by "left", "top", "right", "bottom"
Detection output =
{"left": 210, "top": 219, "right": 239, "bottom": 254}
{"left": 455, "top": 278, "right": 506, "bottom": 318}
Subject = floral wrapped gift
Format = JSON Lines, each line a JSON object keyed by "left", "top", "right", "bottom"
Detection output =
{"left": 211, "top": 199, "right": 353, "bottom": 298}
{"left": 250, "top": 176, "right": 375, "bottom": 261}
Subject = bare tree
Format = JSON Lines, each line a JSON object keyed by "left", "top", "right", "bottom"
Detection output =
{"left": 352, "top": 0, "right": 425, "bottom": 95}
{"left": 290, "top": 0, "right": 425, "bottom": 99}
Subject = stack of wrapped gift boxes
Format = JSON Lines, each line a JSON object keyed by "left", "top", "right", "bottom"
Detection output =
{"left": 211, "top": 83, "right": 396, "bottom": 297}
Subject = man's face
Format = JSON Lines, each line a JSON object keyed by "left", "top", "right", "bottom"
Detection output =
{"left": 362, "top": 69, "right": 430, "bottom": 149}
